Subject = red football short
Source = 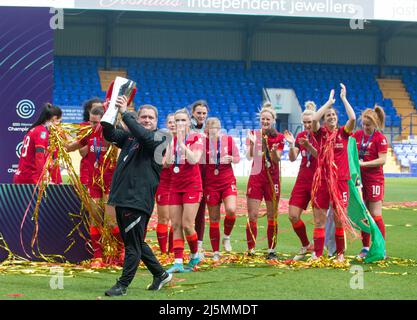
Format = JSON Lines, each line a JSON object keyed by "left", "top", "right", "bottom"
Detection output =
{"left": 169, "top": 191, "right": 203, "bottom": 205}
{"left": 205, "top": 183, "right": 238, "bottom": 206}
{"left": 362, "top": 181, "right": 384, "bottom": 202}
{"left": 313, "top": 179, "right": 349, "bottom": 210}
{"left": 289, "top": 177, "right": 313, "bottom": 210}
{"left": 88, "top": 174, "right": 112, "bottom": 199}
{"left": 246, "top": 175, "right": 280, "bottom": 202}
{"left": 155, "top": 186, "right": 170, "bottom": 206}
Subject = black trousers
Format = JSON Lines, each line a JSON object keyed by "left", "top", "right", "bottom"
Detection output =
{"left": 115, "top": 206, "right": 165, "bottom": 287}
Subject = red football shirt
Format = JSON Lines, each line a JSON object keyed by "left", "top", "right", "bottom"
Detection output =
{"left": 49, "top": 149, "right": 62, "bottom": 184}
{"left": 316, "top": 126, "right": 351, "bottom": 181}
{"left": 204, "top": 135, "right": 240, "bottom": 191}
{"left": 14, "top": 125, "right": 49, "bottom": 184}
{"left": 295, "top": 130, "right": 318, "bottom": 180}
{"left": 170, "top": 132, "right": 203, "bottom": 193}
{"left": 246, "top": 130, "right": 285, "bottom": 179}
{"left": 353, "top": 130, "right": 388, "bottom": 183}
{"left": 78, "top": 122, "right": 91, "bottom": 185}
{"left": 80, "top": 130, "right": 115, "bottom": 182}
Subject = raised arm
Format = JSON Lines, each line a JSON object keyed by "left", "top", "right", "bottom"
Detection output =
{"left": 177, "top": 132, "right": 203, "bottom": 165}
{"left": 65, "top": 140, "right": 83, "bottom": 152}
{"left": 246, "top": 130, "right": 255, "bottom": 160}
{"left": 340, "top": 83, "right": 356, "bottom": 133}
{"left": 101, "top": 121, "right": 130, "bottom": 149}
{"left": 312, "top": 89, "right": 335, "bottom": 132}
{"left": 298, "top": 137, "right": 318, "bottom": 158}
{"left": 270, "top": 141, "right": 283, "bottom": 163}
{"left": 284, "top": 130, "right": 299, "bottom": 162}
{"left": 79, "top": 145, "right": 88, "bottom": 158}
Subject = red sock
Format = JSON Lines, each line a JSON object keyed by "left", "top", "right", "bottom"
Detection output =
{"left": 267, "top": 220, "right": 278, "bottom": 250}
{"left": 223, "top": 215, "right": 236, "bottom": 236}
{"left": 90, "top": 226, "right": 102, "bottom": 259}
{"left": 168, "top": 226, "right": 174, "bottom": 253}
{"left": 335, "top": 227, "right": 345, "bottom": 255}
{"left": 209, "top": 221, "right": 220, "bottom": 252}
{"left": 374, "top": 216, "right": 386, "bottom": 239}
{"left": 313, "top": 228, "right": 325, "bottom": 257}
{"left": 173, "top": 238, "right": 184, "bottom": 260}
{"left": 246, "top": 221, "right": 257, "bottom": 250}
{"left": 291, "top": 219, "right": 310, "bottom": 247}
{"left": 156, "top": 223, "right": 169, "bottom": 253}
{"left": 185, "top": 232, "right": 199, "bottom": 254}
{"left": 361, "top": 231, "right": 370, "bottom": 247}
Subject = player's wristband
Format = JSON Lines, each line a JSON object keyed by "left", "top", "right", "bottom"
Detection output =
{"left": 289, "top": 143, "right": 294, "bottom": 148}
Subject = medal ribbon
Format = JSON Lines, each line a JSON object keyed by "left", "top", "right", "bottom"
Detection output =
{"left": 209, "top": 136, "right": 221, "bottom": 172}
{"left": 262, "top": 132, "right": 272, "bottom": 168}
{"left": 359, "top": 130, "right": 375, "bottom": 160}
{"left": 306, "top": 132, "right": 311, "bottom": 166}
{"left": 175, "top": 133, "right": 189, "bottom": 168}
{"left": 93, "top": 137, "right": 102, "bottom": 167}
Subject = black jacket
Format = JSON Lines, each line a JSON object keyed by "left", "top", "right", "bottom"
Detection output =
{"left": 102, "top": 112, "right": 170, "bottom": 215}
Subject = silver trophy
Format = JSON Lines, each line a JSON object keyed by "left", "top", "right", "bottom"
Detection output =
{"left": 101, "top": 76, "right": 136, "bottom": 125}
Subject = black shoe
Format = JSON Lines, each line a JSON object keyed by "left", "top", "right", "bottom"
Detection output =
{"left": 266, "top": 252, "right": 278, "bottom": 260}
{"left": 105, "top": 283, "right": 127, "bottom": 296}
{"left": 147, "top": 272, "right": 173, "bottom": 291}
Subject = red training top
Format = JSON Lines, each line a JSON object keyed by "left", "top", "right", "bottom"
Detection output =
{"left": 204, "top": 134, "right": 240, "bottom": 191}
{"left": 352, "top": 129, "right": 388, "bottom": 183}
{"left": 14, "top": 125, "right": 49, "bottom": 184}
{"left": 169, "top": 132, "right": 204, "bottom": 193}
{"left": 315, "top": 126, "right": 351, "bottom": 181}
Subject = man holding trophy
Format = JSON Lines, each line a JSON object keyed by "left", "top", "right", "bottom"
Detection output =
{"left": 101, "top": 77, "right": 172, "bottom": 296}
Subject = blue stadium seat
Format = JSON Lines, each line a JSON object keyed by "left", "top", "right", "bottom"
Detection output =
{"left": 54, "top": 57, "right": 411, "bottom": 130}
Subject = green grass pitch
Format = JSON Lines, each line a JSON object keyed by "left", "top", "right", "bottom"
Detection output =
{"left": 1, "top": 177, "right": 417, "bottom": 300}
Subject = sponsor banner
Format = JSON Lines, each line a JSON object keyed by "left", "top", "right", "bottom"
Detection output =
{"left": 2, "top": 0, "right": 417, "bottom": 22}
{"left": 0, "top": 184, "right": 91, "bottom": 263}
{"left": 76, "top": 0, "right": 371, "bottom": 20}
{"left": 0, "top": 7, "right": 53, "bottom": 182}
